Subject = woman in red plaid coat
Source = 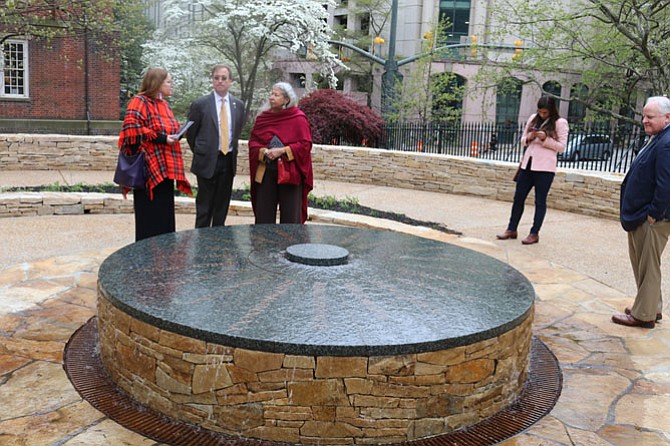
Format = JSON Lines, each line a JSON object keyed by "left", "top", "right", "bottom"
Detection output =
{"left": 118, "top": 67, "right": 192, "bottom": 241}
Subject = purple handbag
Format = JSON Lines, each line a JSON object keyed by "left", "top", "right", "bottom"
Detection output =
{"left": 113, "top": 151, "right": 147, "bottom": 189}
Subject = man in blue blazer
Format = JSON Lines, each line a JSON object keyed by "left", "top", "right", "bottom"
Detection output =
{"left": 187, "top": 64, "right": 245, "bottom": 227}
{"left": 613, "top": 96, "right": 670, "bottom": 328}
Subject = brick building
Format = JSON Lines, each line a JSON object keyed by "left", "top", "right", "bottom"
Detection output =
{"left": 1, "top": 25, "right": 120, "bottom": 135}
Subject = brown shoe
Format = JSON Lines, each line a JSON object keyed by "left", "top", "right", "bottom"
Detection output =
{"left": 521, "top": 233, "right": 539, "bottom": 245}
{"left": 625, "top": 307, "right": 662, "bottom": 322}
{"left": 612, "top": 313, "right": 655, "bottom": 329}
{"left": 496, "top": 230, "right": 518, "bottom": 240}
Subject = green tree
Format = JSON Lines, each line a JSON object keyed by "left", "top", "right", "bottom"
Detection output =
{"left": 0, "top": 0, "right": 116, "bottom": 41}
{"left": 389, "top": 18, "right": 463, "bottom": 123}
{"left": 488, "top": 0, "right": 670, "bottom": 123}
{"left": 392, "top": 34, "right": 436, "bottom": 122}
{"left": 114, "top": 0, "right": 154, "bottom": 117}
{"left": 334, "top": 0, "right": 392, "bottom": 106}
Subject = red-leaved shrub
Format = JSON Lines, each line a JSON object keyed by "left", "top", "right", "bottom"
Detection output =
{"left": 299, "top": 89, "right": 383, "bottom": 147}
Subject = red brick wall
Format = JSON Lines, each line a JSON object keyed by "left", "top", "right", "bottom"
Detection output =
{"left": 0, "top": 33, "right": 119, "bottom": 121}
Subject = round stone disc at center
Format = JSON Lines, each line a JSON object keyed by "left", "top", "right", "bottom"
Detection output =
{"left": 286, "top": 243, "right": 349, "bottom": 266}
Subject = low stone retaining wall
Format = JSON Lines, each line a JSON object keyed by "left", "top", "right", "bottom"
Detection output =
{"left": 0, "top": 134, "right": 624, "bottom": 220}
{"left": 0, "top": 192, "right": 197, "bottom": 218}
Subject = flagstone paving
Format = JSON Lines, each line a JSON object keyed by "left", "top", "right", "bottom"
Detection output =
{"left": 1, "top": 218, "right": 669, "bottom": 445}
{"left": 0, "top": 184, "right": 669, "bottom": 444}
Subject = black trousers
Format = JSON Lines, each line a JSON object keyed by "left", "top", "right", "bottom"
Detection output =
{"left": 507, "top": 167, "right": 555, "bottom": 235}
{"left": 133, "top": 179, "right": 175, "bottom": 242}
{"left": 254, "top": 161, "right": 302, "bottom": 224}
{"left": 195, "top": 153, "right": 234, "bottom": 228}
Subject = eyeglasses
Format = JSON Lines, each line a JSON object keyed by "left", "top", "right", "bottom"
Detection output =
{"left": 213, "top": 76, "right": 229, "bottom": 81}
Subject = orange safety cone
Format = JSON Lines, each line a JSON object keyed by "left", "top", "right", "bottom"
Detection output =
{"left": 470, "top": 141, "right": 479, "bottom": 157}
{"left": 417, "top": 141, "right": 424, "bottom": 152}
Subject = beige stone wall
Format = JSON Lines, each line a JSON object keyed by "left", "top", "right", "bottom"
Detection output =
{"left": 97, "top": 293, "right": 533, "bottom": 444}
{"left": 0, "top": 134, "right": 624, "bottom": 220}
{"left": 0, "top": 192, "right": 192, "bottom": 218}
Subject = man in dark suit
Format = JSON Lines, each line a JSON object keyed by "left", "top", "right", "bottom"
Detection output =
{"left": 187, "top": 64, "right": 245, "bottom": 227}
{"left": 613, "top": 96, "right": 670, "bottom": 329}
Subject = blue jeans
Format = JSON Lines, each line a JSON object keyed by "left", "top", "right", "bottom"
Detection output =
{"left": 507, "top": 168, "right": 555, "bottom": 234}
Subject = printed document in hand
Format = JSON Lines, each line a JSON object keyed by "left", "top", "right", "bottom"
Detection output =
{"left": 173, "top": 121, "right": 194, "bottom": 139}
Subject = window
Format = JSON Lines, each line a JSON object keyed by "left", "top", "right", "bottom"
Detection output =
{"left": 543, "top": 81, "right": 561, "bottom": 96}
{"left": 359, "top": 13, "right": 370, "bottom": 35}
{"left": 188, "top": 3, "right": 205, "bottom": 22}
{"left": 495, "top": 77, "right": 522, "bottom": 143}
{"left": 2, "top": 40, "right": 28, "bottom": 98}
{"left": 568, "top": 83, "right": 588, "bottom": 124}
{"left": 143, "top": 0, "right": 162, "bottom": 28}
{"left": 439, "top": 0, "right": 471, "bottom": 44}
{"left": 431, "top": 73, "right": 465, "bottom": 123}
{"left": 290, "top": 72, "right": 306, "bottom": 88}
{"left": 334, "top": 14, "right": 348, "bottom": 28}
{"left": 314, "top": 73, "right": 342, "bottom": 90}
{"left": 352, "top": 74, "right": 372, "bottom": 93}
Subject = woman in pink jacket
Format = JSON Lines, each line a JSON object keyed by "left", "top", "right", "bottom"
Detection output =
{"left": 497, "top": 96, "right": 569, "bottom": 245}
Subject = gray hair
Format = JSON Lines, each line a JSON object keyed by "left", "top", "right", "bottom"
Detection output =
{"left": 273, "top": 82, "right": 298, "bottom": 108}
{"left": 645, "top": 96, "right": 670, "bottom": 115}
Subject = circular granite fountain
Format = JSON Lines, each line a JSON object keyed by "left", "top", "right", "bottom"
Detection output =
{"left": 95, "top": 224, "right": 535, "bottom": 444}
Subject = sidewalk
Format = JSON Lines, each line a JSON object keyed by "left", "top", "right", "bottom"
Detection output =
{"left": 1, "top": 170, "right": 669, "bottom": 445}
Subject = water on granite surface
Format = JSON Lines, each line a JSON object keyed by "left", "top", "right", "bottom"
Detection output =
{"left": 98, "top": 224, "right": 534, "bottom": 356}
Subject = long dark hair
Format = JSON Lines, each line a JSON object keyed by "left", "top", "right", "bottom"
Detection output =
{"left": 531, "top": 96, "right": 560, "bottom": 138}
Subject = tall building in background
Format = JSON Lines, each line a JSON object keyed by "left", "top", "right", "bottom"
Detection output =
{"left": 273, "top": 0, "right": 614, "bottom": 127}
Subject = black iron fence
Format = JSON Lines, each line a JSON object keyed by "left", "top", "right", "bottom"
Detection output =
{"left": 330, "top": 121, "right": 646, "bottom": 174}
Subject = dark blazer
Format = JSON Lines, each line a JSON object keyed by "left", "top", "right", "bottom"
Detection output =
{"left": 186, "top": 92, "right": 245, "bottom": 179}
{"left": 620, "top": 124, "right": 670, "bottom": 231}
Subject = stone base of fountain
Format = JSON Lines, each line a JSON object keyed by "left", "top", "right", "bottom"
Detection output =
{"left": 98, "top": 297, "right": 532, "bottom": 443}
{"left": 94, "top": 225, "right": 536, "bottom": 444}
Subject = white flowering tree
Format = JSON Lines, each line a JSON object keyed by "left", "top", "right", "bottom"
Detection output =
{"left": 143, "top": 0, "right": 343, "bottom": 123}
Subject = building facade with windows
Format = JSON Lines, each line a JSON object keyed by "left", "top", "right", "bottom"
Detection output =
{"left": 0, "top": 25, "right": 120, "bottom": 134}
{"left": 140, "top": 0, "right": 641, "bottom": 130}
{"left": 275, "top": 0, "right": 640, "bottom": 129}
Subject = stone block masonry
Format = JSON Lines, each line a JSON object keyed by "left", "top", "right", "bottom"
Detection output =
{"left": 97, "top": 294, "right": 533, "bottom": 444}
{"left": 0, "top": 134, "right": 623, "bottom": 220}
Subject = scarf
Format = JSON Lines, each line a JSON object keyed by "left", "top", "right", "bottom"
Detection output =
{"left": 118, "top": 94, "right": 192, "bottom": 199}
{"left": 248, "top": 107, "right": 314, "bottom": 223}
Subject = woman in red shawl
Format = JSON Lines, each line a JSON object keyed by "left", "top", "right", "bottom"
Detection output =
{"left": 248, "top": 82, "right": 313, "bottom": 224}
{"left": 118, "top": 67, "right": 192, "bottom": 241}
